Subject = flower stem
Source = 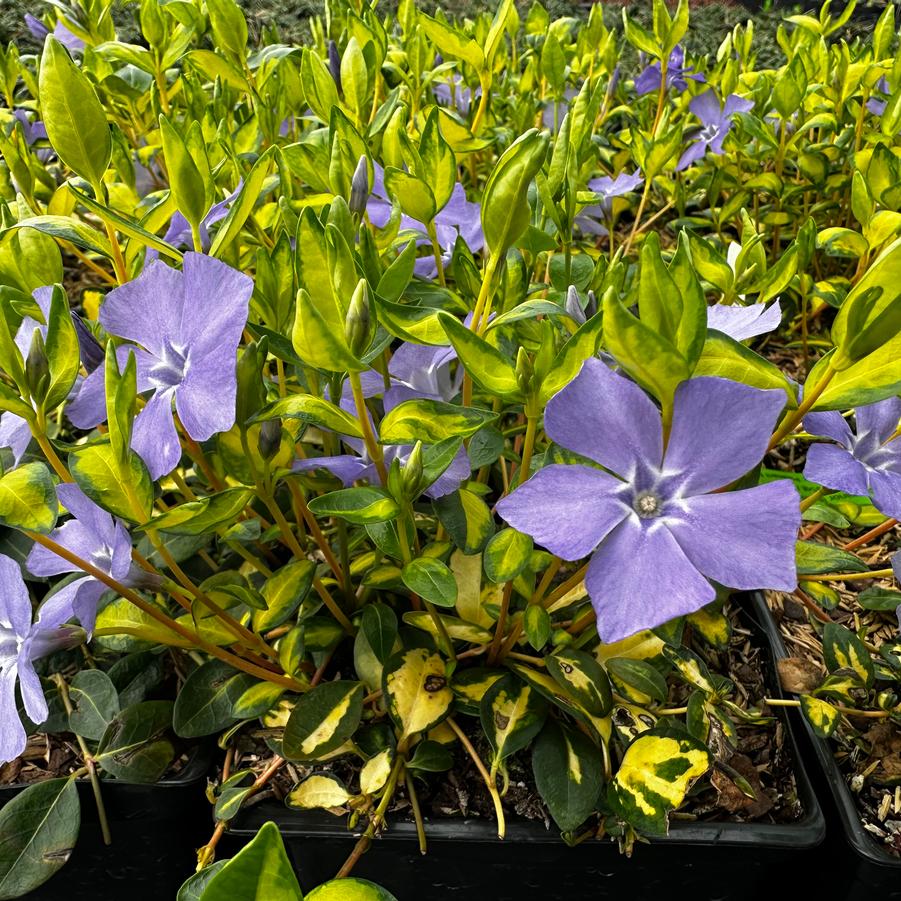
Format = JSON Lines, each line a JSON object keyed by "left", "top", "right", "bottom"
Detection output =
{"left": 843, "top": 518, "right": 897, "bottom": 551}
{"left": 799, "top": 486, "right": 830, "bottom": 513}
{"left": 799, "top": 567, "right": 894, "bottom": 583}
{"left": 26, "top": 531, "right": 304, "bottom": 690}
{"left": 768, "top": 362, "right": 837, "bottom": 450}
{"left": 348, "top": 371, "right": 388, "bottom": 483}
{"left": 426, "top": 221, "right": 446, "bottom": 286}
{"left": 446, "top": 717, "right": 505, "bottom": 839}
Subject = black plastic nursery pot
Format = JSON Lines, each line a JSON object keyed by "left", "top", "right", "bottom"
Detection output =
{"left": 224, "top": 594, "right": 826, "bottom": 901}
{"left": 758, "top": 594, "right": 901, "bottom": 900}
{"left": 0, "top": 745, "right": 212, "bottom": 901}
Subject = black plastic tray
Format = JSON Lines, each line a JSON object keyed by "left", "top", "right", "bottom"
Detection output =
{"left": 755, "top": 591, "right": 901, "bottom": 899}
{"left": 0, "top": 745, "right": 212, "bottom": 900}
{"left": 226, "top": 594, "right": 826, "bottom": 901}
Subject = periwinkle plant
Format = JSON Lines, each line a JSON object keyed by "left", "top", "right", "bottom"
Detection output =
{"left": 1, "top": 0, "right": 901, "bottom": 895}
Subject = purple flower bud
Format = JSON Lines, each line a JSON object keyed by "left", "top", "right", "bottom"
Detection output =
{"left": 70, "top": 313, "right": 104, "bottom": 373}
{"left": 585, "top": 290, "right": 598, "bottom": 319}
{"left": 349, "top": 156, "right": 369, "bottom": 216}
{"left": 258, "top": 418, "right": 283, "bottom": 461}
{"left": 328, "top": 40, "right": 342, "bottom": 92}
{"left": 565, "top": 285, "right": 586, "bottom": 325}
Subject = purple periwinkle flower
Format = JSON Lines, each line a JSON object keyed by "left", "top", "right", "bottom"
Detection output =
{"left": 541, "top": 86, "right": 579, "bottom": 132}
{"left": 434, "top": 74, "right": 477, "bottom": 116}
{"left": 149, "top": 184, "right": 241, "bottom": 260}
{"left": 67, "top": 253, "right": 253, "bottom": 480}
{"left": 0, "top": 287, "right": 54, "bottom": 466}
{"left": 576, "top": 170, "right": 644, "bottom": 237}
{"left": 496, "top": 359, "right": 800, "bottom": 643}
{"left": 634, "top": 45, "right": 704, "bottom": 96}
{"left": 707, "top": 300, "right": 782, "bottom": 342}
{"left": 677, "top": 90, "right": 753, "bottom": 171}
{"left": 868, "top": 77, "right": 890, "bottom": 116}
{"left": 366, "top": 164, "right": 484, "bottom": 279}
{"left": 25, "top": 13, "right": 85, "bottom": 52}
{"left": 26, "top": 485, "right": 138, "bottom": 633}
{"left": 0, "top": 554, "right": 84, "bottom": 764}
{"left": 11, "top": 109, "right": 47, "bottom": 147}
{"left": 804, "top": 398, "right": 901, "bottom": 519}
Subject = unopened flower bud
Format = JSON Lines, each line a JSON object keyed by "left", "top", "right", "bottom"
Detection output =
{"left": 349, "top": 156, "right": 369, "bottom": 216}
{"left": 585, "top": 289, "right": 598, "bottom": 319}
{"left": 564, "top": 285, "right": 585, "bottom": 325}
{"left": 345, "top": 279, "right": 372, "bottom": 358}
{"left": 328, "top": 40, "right": 342, "bottom": 92}
{"left": 24, "top": 328, "right": 49, "bottom": 401}
{"left": 258, "top": 418, "right": 283, "bottom": 461}
{"left": 878, "top": 689, "right": 898, "bottom": 711}
{"left": 71, "top": 312, "right": 104, "bottom": 373}
{"left": 402, "top": 441, "right": 424, "bottom": 499}
{"left": 515, "top": 346, "right": 533, "bottom": 394}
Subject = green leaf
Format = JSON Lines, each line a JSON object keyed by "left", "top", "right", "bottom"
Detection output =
{"left": 481, "top": 130, "right": 549, "bottom": 259}
{"left": 481, "top": 674, "right": 548, "bottom": 770}
{"left": 384, "top": 168, "right": 436, "bottom": 224}
{"left": 532, "top": 719, "right": 604, "bottom": 832}
{"left": 602, "top": 290, "right": 689, "bottom": 409}
{"left": 545, "top": 649, "right": 613, "bottom": 716}
{"left": 95, "top": 701, "right": 175, "bottom": 782}
{"left": 292, "top": 287, "right": 364, "bottom": 373}
{"left": 209, "top": 149, "right": 275, "bottom": 257}
{"left": 205, "top": 0, "right": 249, "bottom": 61}
{"left": 380, "top": 399, "right": 497, "bottom": 444}
{"left": 142, "top": 488, "right": 254, "bottom": 536}
{"left": 38, "top": 37, "right": 111, "bottom": 186}
{"left": 159, "top": 115, "right": 207, "bottom": 232}
{"left": 306, "top": 878, "right": 398, "bottom": 901}
{"left": 606, "top": 657, "right": 668, "bottom": 705}
{"left": 433, "top": 487, "right": 495, "bottom": 554}
{"left": 307, "top": 488, "right": 401, "bottom": 525}
{"left": 252, "top": 560, "right": 316, "bottom": 632}
{"left": 483, "top": 528, "right": 533, "bottom": 584}
{"left": 0, "top": 463, "right": 58, "bottom": 534}
{"left": 608, "top": 730, "right": 711, "bottom": 834}
{"left": 196, "top": 822, "right": 302, "bottom": 901}
{"left": 42, "top": 285, "right": 80, "bottom": 412}
{"left": 438, "top": 313, "right": 519, "bottom": 398}
{"left": 173, "top": 661, "right": 257, "bottom": 738}
{"left": 418, "top": 13, "right": 485, "bottom": 69}
{"left": 401, "top": 557, "right": 458, "bottom": 607}
{"left": 69, "top": 442, "right": 152, "bottom": 524}
{"left": 282, "top": 680, "right": 365, "bottom": 761}
{"left": 177, "top": 861, "right": 227, "bottom": 901}
{"left": 255, "top": 394, "right": 364, "bottom": 438}
{"left": 795, "top": 540, "right": 868, "bottom": 575}
{"left": 0, "top": 778, "right": 80, "bottom": 900}
{"left": 301, "top": 49, "right": 341, "bottom": 125}
{"left": 361, "top": 603, "right": 398, "bottom": 665}
{"left": 383, "top": 647, "right": 453, "bottom": 741}
{"left": 68, "top": 670, "right": 120, "bottom": 741}
{"left": 285, "top": 773, "right": 353, "bottom": 810}
{"left": 3, "top": 217, "right": 112, "bottom": 259}
{"left": 858, "top": 587, "right": 901, "bottom": 612}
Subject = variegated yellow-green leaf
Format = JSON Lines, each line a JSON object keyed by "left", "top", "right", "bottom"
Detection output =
{"left": 253, "top": 560, "right": 316, "bottom": 633}
{"left": 822, "top": 622, "right": 875, "bottom": 687}
{"left": 93, "top": 596, "right": 190, "bottom": 650}
{"left": 799, "top": 694, "right": 841, "bottom": 738}
{"left": 451, "top": 550, "right": 493, "bottom": 628}
{"left": 610, "top": 703, "right": 658, "bottom": 745}
{"left": 0, "top": 462, "right": 58, "bottom": 533}
{"left": 383, "top": 648, "right": 453, "bottom": 741}
{"left": 140, "top": 488, "right": 254, "bottom": 536}
{"left": 308, "top": 488, "right": 401, "bottom": 525}
{"left": 595, "top": 630, "right": 666, "bottom": 666}
{"left": 433, "top": 487, "right": 495, "bottom": 554}
{"left": 606, "top": 658, "right": 668, "bottom": 706}
{"left": 292, "top": 286, "right": 364, "bottom": 373}
{"left": 255, "top": 393, "right": 364, "bottom": 438}
{"left": 69, "top": 442, "right": 152, "bottom": 524}
{"left": 545, "top": 649, "right": 613, "bottom": 716}
{"left": 231, "top": 682, "right": 285, "bottom": 720}
{"left": 360, "top": 748, "right": 394, "bottom": 795}
{"left": 480, "top": 674, "right": 548, "bottom": 771}
{"left": 306, "top": 878, "right": 398, "bottom": 901}
{"left": 686, "top": 604, "right": 731, "bottom": 651}
{"left": 483, "top": 528, "right": 533, "bottom": 584}
{"left": 403, "top": 611, "right": 492, "bottom": 644}
{"left": 663, "top": 646, "right": 716, "bottom": 694}
{"left": 282, "top": 681, "right": 364, "bottom": 761}
{"left": 532, "top": 719, "right": 604, "bottom": 832}
{"left": 608, "top": 731, "right": 711, "bottom": 834}
{"left": 451, "top": 667, "right": 505, "bottom": 716}
{"left": 285, "top": 773, "right": 352, "bottom": 811}
{"left": 379, "top": 399, "right": 497, "bottom": 444}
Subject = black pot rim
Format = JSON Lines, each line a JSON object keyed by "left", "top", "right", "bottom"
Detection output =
{"left": 753, "top": 590, "right": 901, "bottom": 870}
{"left": 232, "top": 593, "right": 825, "bottom": 851}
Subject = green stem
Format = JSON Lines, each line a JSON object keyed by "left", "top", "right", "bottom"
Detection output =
{"left": 349, "top": 371, "right": 388, "bottom": 483}
{"left": 799, "top": 567, "right": 894, "bottom": 583}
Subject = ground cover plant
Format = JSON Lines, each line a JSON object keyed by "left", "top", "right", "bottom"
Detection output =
{"left": 1, "top": 0, "right": 901, "bottom": 896}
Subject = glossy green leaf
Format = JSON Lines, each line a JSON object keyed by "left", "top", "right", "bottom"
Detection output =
{"left": 282, "top": 680, "right": 364, "bottom": 761}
